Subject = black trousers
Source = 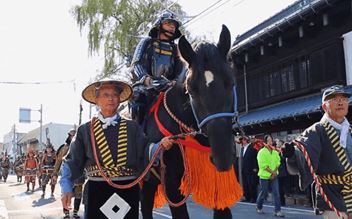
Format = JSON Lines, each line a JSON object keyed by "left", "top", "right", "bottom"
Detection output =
{"left": 242, "top": 172, "right": 258, "bottom": 202}
{"left": 86, "top": 180, "right": 139, "bottom": 219}
{"left": 278, "top": 176, "right": 287, "bottom": 205}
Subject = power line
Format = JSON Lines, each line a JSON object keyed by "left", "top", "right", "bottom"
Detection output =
{"left": 184, "top": 0, "right": 245, "bottom": 28}
{"left": 183, "top": 0, "right": 247, "bottom": 35}
{"left": 182, "top": 0, "right": 225, "bottom": 26}
{"left": 0, "top": 81, "right": 74, "bottom": 85}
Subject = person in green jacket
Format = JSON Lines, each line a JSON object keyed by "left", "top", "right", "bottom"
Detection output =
{"left": 256, "top": 134, "right": 285, "bottom": 217}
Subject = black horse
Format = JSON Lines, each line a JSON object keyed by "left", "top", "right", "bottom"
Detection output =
{"left": 141, "top": 25, "right": 239, "bottom": 219}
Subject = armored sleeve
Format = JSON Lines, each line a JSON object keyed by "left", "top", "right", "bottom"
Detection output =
{"left": 132, "top": 38, "right": 151, "bottom": 83}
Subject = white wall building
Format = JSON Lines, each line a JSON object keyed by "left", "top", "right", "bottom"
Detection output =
{"left": 19, "top": 123, "right": 75, "bottom": 152}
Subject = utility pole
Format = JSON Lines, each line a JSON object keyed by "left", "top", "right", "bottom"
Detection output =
{"left": 79, "top": 100, "right": 83, "bottom": 125}
{"left": 39, "top": 104, "right": 43, "bottom": 151}
{"left": 13, "top": 124, "right": 16, "bottom": 159}
{"left": 89, "top": 103, "right": 92, "bottom": 119}
{"left": 20, "top": 104, "right": 43, "bottom": 150}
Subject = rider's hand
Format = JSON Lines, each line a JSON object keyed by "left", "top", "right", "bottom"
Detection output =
{"left": 168, "top": 80, "right": 176, "bottom": 86}
{"left": 61, "top": 192, "right": 72, "bottom": 210}
{"left": 160, "top": 137, "right": 177, "bottom": 150}
{"left": 144, "top": 77, "right": 152, "bottom": 86}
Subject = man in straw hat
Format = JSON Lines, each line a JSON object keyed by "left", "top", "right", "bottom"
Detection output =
{"left": 282, "top": 85, "right": 352, "bottom": 219}
{"left": 60, "top": 78, "right": 176, "bottom": 219}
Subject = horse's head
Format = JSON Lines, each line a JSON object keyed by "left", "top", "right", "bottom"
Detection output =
{"left": 178, "top": 25, "right": 235, "bottom": 172}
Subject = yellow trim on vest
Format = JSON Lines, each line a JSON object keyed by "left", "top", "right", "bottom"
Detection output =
{"left": 154, "top": 48, "right": 172, "bottom": 56}
{"left": 89, "top": 119, "right": 133, "bottom": 177}
{"left": 321, "top": 121, "right": 352, "bottom": 213}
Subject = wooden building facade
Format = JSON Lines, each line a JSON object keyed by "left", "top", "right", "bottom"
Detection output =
{"left": 230, "top": 0, "right": 352, "bottom": 137}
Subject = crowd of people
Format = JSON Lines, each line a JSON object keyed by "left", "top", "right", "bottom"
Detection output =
{"left": 236, "top": 134, "right": 287, "bottom": 217}
{"left": 235, "top": 85, "right": 352, "bottom": 219}
{"left": 0, "top": 129, "right": 83, "bottom": 219}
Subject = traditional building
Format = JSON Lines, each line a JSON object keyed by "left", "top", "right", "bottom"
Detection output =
{"left": 18, "top": 123, "right": 74, "bottom": 153}
{"left": 230, "top": 0, "right": 352, "bottom": 140}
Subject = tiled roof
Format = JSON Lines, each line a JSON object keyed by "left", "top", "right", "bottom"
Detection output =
{"left": 236, "top": 86, "right": 352, "bottom": 127}
{"left": 231, "top": 0, "right": 340, "bottom": 53}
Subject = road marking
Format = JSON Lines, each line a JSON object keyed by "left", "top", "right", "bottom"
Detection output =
{"left": 0, "top": 200, "right": 8, "bottom": 219}
{"left": 12, "top": 193, "right": 30, "bottom": 200}
{"left": 153, "top": 211, "right": 172, "bottom": 218}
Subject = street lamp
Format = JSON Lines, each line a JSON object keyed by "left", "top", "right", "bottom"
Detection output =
{"left": 19, "top": 104, "right": 43, "bottom": 150}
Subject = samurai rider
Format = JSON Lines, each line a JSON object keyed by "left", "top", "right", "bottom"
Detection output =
{"left": 54, "top": 128, "right": 84, "bottom": 219}
{"left": 41, "top": 143, "right": 57, "bottom": 198}
{"left": 1, "top": 153, "right": 10, "bottom": 183}
{"left": 24, "top": 147, "right": 38, "bottom": 192}
{"left": 60, "top": 78, "right": 176, "bottom": 219}
{"left": 130, "top": 12, "right": 184, "bottom": 127}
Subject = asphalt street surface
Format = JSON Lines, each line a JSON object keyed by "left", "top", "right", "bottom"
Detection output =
{"left": 0, "top": 174, "right": 321, "bottom": 219}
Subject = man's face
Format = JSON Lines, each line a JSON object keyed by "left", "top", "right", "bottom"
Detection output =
{"left": 323, "top": 93, "right": 349, "bottom": 122}
{"left": 46, "top": 147, "right": 52, "bottom": 153}
{"left": 161, "top": 20, "right": 176, "bottom": 38}
{"left": 95, "top": 87, "right": 120, "bottom": 112}
{"left": 241, "top": 139, "right": 249, "bottom": 145}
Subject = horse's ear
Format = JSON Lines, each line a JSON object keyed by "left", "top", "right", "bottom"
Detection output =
{"left": 178, "top": 35, "right": 195, "bottom": 67}
{"left": 217, "top": 25, "right": 231, "bottom": 60}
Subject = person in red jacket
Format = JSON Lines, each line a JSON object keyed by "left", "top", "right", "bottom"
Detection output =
{"left": 24, "top": 147, "right": 38, "bottom": 192}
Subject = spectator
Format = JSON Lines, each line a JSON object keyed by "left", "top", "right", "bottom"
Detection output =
{"left": 239, "top": 136, "right": 259, "bottom": 203}
{"left": 256, "top": 134, "right": 284, "bottom": 217}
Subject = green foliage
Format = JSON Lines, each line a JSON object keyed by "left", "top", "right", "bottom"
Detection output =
{"left": 71, "top": 0, "right": 185, "bottom": 79}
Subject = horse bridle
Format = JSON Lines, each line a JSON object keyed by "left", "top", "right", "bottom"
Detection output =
{"left": 189, "top": 85, "right": 239, "bottom": 130}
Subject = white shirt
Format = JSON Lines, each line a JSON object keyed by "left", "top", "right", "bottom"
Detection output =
{"left": 242, "top": 143, "right": 250, "bottom": 157}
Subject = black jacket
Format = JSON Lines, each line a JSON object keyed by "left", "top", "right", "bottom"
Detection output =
{"left": 287, "top": 115, "right": 351, "bottom": 212}
{"left": 64, "top": 118, "right": 153, "bottom": 182}
{"left": 241, "top": 143, "right": 258, "bottom": 174}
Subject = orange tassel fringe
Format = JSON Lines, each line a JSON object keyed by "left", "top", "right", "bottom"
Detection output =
{"left": 179, "top": 141, "right": 243, "bottom": 210}
{"left": 153, "top": 184, "right": 166, "bottom": 208}
{"left": 151, "top": 137, "right": 243, "bottom": 210}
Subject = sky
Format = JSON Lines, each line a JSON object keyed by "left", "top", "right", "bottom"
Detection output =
{"left": 0, "top": 0, "right": 297, "bottom": 141}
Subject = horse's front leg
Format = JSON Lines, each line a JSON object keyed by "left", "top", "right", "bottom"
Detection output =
{"left": 213, "top": 207, "right": 232, "bottom": 219}
{"left": 161, "top": 145, "right": 191, "bottom": 219}
{"left": 165, "top": 173, "right": 189, "bottom": 219}
{"left": 141, "top": 181, "right": 158, "bottom": 219}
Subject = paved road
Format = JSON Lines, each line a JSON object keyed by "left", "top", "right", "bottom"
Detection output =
{"left": 0, "top": 174, "right": 321, "bottom": 218}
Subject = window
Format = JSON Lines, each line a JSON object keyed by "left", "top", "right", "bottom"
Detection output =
{"left": 298, "top": 57, "right": 310, "bottom": 88}
{"left": 256, "top": 56, "right": 310, "bottom": 100}
{"left": 281, "top": 63, "right": 295, "bottom": 93}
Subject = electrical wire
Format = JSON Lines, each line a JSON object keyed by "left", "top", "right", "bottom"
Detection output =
{"left": 184, "top": 0, "right": 246, "bottom": 28}
{"left": 0, "top": 0, "right": 247, "bottom": 86}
